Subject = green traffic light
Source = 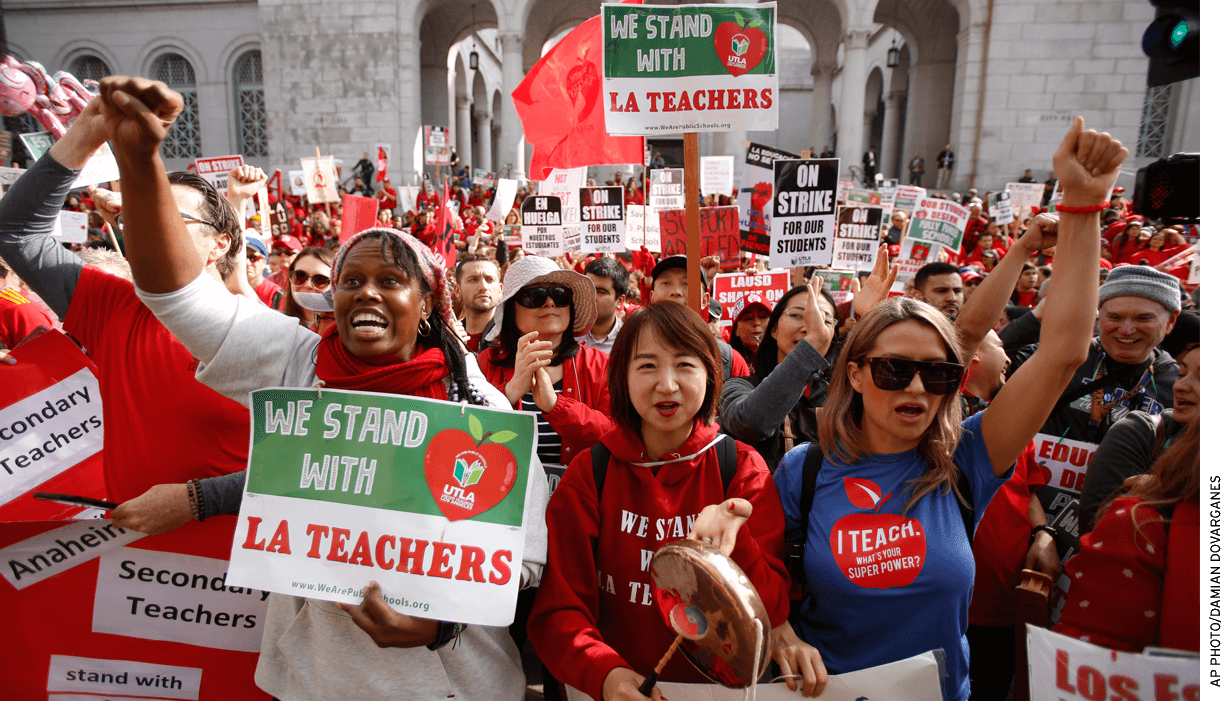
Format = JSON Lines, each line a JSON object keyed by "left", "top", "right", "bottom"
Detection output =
{"left": 1169, "top": 19, "right": 1189, "bottom": 50}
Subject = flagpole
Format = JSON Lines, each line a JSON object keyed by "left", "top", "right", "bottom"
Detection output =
{"left": 684, "top": 132, "right": 702, "bottom": 317}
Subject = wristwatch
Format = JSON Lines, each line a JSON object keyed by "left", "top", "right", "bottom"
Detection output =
{"left": 1029, "top": 524, "right": 1059, "bottom": 545}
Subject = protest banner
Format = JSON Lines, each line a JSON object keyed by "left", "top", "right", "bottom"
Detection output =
{"left": 0, "top": 330, "right": 106, "bottom": 522}
{"left": 658, "top": 205, "right": 740, "bottom": 267}
{"left": 195, "top": 155, "right": 245, "bottom": 194}
{"left": 424, "top": 126, "right": 450, "bottom": 167}
{"left": 488, "top": 178, "right": 519, "bottom": 224}
{"left": 833, "top": 205, "right": 883, "bottom": 271}
{"left": 1005, "top": 182, "right": 1046, "bottom": 213}
{"left": 601, "top": 4, "right": 778, "bottom": 135}
{"left": 1026, "top": 625, "right": 1197, "bottom": 701}
{"left": 649, "top": 168, "right": 685, "bottom": 210}
{"left": 397, "top": 185, "right": 413, "bottom": 212}
{"left": 521, "top": 195, "right": 563, "bottom": 254}
{"left": 19, "top": 133, "right": 120, "bottom": 190}
{"left": 225, "top": 388, "right": 536, "bottom": 627}
{"left": 472, "top": 169, "right": 496, "bottom": 187}
{"left": 889, "top": 256, "right": 931, "bottom": 296}
{"left": 769, "top": 158, "right": 839, "bottom": 268}
{"left": 624, "top": 206, "right": 662, "bottom": 253}
{"left": 541, "top": 166, "right": 585, "bottom": 224}
{"left": 374, "top": 143, "right": 391, "bottom": 183}
{"left": 905, "top": 197, "right": 970, "bottom": 256}
{"left": 579, "top": 186, "right": 626, "bottom": 253}
{"left": 18, "top": 131, "right": 54, "bottom": 161}
{"left": 521, "top": 195, "right": 565, "bottom": 257}
{"left": 503, "top": 224, "right": 522, "bottom": 248}
{"left": 711, "top": 269, "right": 790, "bottom": 327}
{"left": 700, "top": 156, "right": 733, "bottom": 196}
{"left": 892, "top": 184, "right": 926, "bottom": 218}
{"left": 846, "top": 187, "right": 882, "bottom": 206}
{"left": 0, "top": 516, "right": 268, "bottom": 700}
{"left": 653, "top": 650, "right": 943, "bottom": 701}
{"left": 563, "top": 226, "right": 583, "bottom": 253}
{"left": 52, "top": 210, "right": 88, "bottom": 244}
{"left": 836, "top": 177, "right": 856, "bottom": 203}
{"left": 288, "top": 169, "right": 307, "bottom": 196}
{"left": 989, "top": 190, "right": 1014, "bottom": 225}
{"left": 812, "top": 269, "right": 857, "bottom": 304}
{"left": 301, "top": 155, "right": 340, "bottom": 204}
{"left": 340, "top": 195, "right": 378, "bottom": 243}
{"left": 738, "top": 142, "right": 798, "bottom": 256}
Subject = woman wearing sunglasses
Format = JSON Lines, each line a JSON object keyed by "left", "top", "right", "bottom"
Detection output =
{"left": 277, "top": 246, "right": 336, "bottom": 334}
{"left": 477, "top": 255, "right": 614, "bottom": 472}
{"left": 770, "top": 118, "right": 1128, "bottom": 701}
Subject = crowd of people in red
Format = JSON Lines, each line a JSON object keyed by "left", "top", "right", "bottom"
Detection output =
{"left": 0, "top": 76, "right": 1199, "bottom": 701}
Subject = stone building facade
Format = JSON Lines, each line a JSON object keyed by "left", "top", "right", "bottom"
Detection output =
{"left": 8, "top": 0, "right": 1198, "bottom": 193}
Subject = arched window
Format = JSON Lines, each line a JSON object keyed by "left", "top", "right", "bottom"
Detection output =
{"left": 69, "top": 55, "right": 111, "bottom": 83}
{"left": 152, "top": 53, "right": 201, "bottom": 159}
{"left": 233, "top": 51, "right": 267, "bottom": 157}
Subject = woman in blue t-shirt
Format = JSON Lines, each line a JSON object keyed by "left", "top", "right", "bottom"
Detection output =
{"left": 769, "top": 117, "right": 1129, "bottom": 701}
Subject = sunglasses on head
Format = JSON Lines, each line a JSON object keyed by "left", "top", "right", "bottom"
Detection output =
{"left": 292, "top": 269, "right": 332, "bottom": 289}
{"left": 514, "top": 286, "right": 573, "bottom": 309}
{"left": 863, "top": 357, "right": 965, "bottom": 395}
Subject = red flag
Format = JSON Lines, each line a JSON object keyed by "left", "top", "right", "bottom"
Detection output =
{"left": 376, "top": 145, "right": 389, "bottom": 184}
{"left": 340, "top": 194, "right": 379, "bottom": 243}
{"left": 513, "top": 0, "right": 644, "bottom": 181}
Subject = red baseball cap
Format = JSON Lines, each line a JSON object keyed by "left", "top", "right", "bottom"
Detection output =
{"left": 960, "top": 270, "right": 984, "bottom": 284}
{"left": 272, "top": 235, "right": 303, "bottom": 252}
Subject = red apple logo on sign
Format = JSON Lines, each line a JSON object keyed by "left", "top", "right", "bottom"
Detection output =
{"left": 829, "top": 478, "right": 927, "bottom": 588}
{"left": 424, "top": 413, "right": 519, "bottom": 521}
{"left": 714, "top": 21, "right": 769, "bottom": 77}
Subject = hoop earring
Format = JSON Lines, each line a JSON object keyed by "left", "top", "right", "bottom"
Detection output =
{"left": 418, "top": 318, "right": 431, "bottom": 337}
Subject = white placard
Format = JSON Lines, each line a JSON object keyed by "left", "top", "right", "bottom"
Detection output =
{"left": 46, "top": 655, "right": 202, "bottom": 700}
{"left": 540, "top": 167, "right": 585, "bottom": 224}
{"left": 488, "top": 178, "right": 519, "bottom": 223}
{"left": 0, "top": 520, "right": 144, "bottom": 590}
{"left": 1027, "top": 625, "right": 1198, "bottom": 701}
{"left": 700, "top": 156, "right": 734, "bottom": 196}
{"left": 72, "top": 143, "right": 121, "bottom": 189}
{"left": 52, "top": 210, "right": 88, "bottom": 243}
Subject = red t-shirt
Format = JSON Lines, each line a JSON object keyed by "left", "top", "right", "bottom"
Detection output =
{"left": 968, "top": 439, "right": 1045, "bottom": 626}
{"left": 63, "top": 266, "right": 251, "bottom": 502}
{"left": 0, "top": 286, "right": 54, "bottom": 348}
{"left": 254, "top": 278, "right": 281, "bottom": 308}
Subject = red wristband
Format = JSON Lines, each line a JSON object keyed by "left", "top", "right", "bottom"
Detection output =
{"left": 1054, "top": 201, "right": 1110, "bottom": 214}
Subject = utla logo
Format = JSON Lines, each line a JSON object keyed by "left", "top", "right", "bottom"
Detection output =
{"left": 425, "top": 413, "right": 519, "bottom": 521}
{"left": 714, "top": 21, "right": 769, "bottom": 77}
{"left": 828, "top": 477, "right": 927, "bottom": 589}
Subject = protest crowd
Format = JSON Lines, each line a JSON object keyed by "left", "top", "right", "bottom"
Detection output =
{"left": 0, "top": 35, "right": 1199, "bottom": 701}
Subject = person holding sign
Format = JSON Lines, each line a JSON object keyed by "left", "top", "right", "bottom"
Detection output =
{"left": 528, "top": 302, "right": 793, "bottom": 701}
{"left": 772, "top": 118, "right": 1128, "bottom": 701}
{"left": 96, "top": 76, "right": 548, "bottom": 701}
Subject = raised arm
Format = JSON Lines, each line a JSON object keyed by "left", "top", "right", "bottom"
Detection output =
{"left": 955, "top": 213, "right": 1057, "bottom": 359}
{"left": 0, "top": 97, "right": 112, "bottom": 317}
{"left": 96, "top": 76, "right": 199, "bottom": 294}
{"left": 980, "top": 117, "right": 1127, "bottom": 474}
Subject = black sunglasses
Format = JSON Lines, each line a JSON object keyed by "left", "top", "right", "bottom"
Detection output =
{"left": 514, "top": 286, "right": 573, "bottom": 309}
{"left": 864, "top": 357, "right": 965, "bottom": 395}
{"left": 292, "top": 269, "right": 332, "bottom": 289}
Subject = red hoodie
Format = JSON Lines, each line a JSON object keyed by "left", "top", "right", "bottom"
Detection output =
{"left": 528, "top": 420, "right": 789, "bottom": 700}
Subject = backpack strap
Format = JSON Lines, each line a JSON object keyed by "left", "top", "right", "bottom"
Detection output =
{"left": 719, "top": 342, "right": 733, "bottom": 380}
{"left": 590, "top": 442, "right": 612, "bottom": 562}
{"left": 800, "top": 442, "right": 825, "bottom": 522}
{"left": 717, "top": 435, "right": 737, "bottom": 496}
{"left": 956, "top": 470, "right": 976, "bottom": 545}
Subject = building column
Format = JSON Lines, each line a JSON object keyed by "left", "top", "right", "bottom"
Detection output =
{"left": 810, "top": 62, "right": 834, "bottom": 154}
{"left": 476, "top": 109, "right": 492, "bottom": 171}
{"left": 837, "top": 28, "right": 873, "bottom": 181}
{"left": 498, "top": 30, "right": 525, "bottom": 178}
{"left": 456, "top": 94, "right": 473, "bottom": 171}
{"left": 397, "top": 34, "right": 423, "bottom": 178}
{"left": 902, "top": 61, "right": 956, "bottom": 190}
{"left": 881, "top": 90, "right": 906, "bottom": 180}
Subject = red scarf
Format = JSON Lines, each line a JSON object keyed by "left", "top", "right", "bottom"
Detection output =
{"left": 316, "top": 328, "right": 450, "bottom": 400}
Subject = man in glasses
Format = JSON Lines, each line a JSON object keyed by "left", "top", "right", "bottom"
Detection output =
{"left": 0, "top": 88, "right": 251, "bottom": 505}
{"left": 245, "top": 235, "right": 281, "bottom": 308}
{"left": 649, "top": 255, "right": 749, "bottom": 380}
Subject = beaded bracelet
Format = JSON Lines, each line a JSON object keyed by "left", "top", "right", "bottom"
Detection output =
{"left": 191, "top": 479, "right": 205, "bottom": 521}
{"left": 1054, "top": 201, "right": 1110, "bottom": 214}
{"left": 186, "top": 480, "right": 202, "bottom": 522}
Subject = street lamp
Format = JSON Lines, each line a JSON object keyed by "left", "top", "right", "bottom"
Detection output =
{"left": 469, "top": 4, "right": 479, "bottom": 70}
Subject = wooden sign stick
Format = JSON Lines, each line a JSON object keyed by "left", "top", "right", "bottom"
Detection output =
{"left": 684, "top": 132, "right": 703, "bottom": 317}
{"left": 315, "top": 146, "right": 332, "bottom": 219}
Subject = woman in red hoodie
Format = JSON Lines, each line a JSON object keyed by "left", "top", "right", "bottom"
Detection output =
{"left": 528, "top": 302, "right": 793, "bottom": 701}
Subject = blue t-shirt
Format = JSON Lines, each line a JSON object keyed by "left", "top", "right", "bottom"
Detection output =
{"left": 774, "top": 412, "right": 1009, "bottom": 701}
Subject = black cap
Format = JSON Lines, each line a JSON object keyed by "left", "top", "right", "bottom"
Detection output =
{"left": 651, "top": 255, "right": 688, "bottom": 283}
{"left": 708, "top": 299, "right": 722, "bottom": 321}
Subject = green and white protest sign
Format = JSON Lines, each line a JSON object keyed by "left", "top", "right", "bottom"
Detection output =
{"left": 602, "top": 3, "right": 778, "bottom": 135}
{"left": 905, "top": 197, "right": 970, "bottom": 256}
{"left": 226, "top": 388, "right": 537, "bottom": 627}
